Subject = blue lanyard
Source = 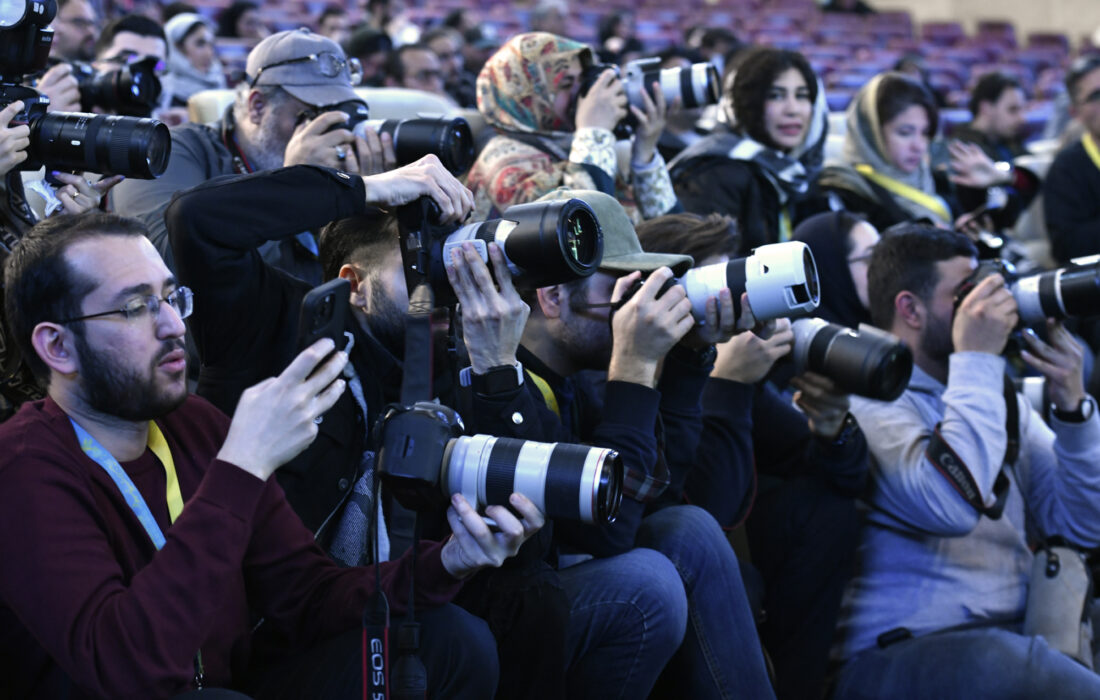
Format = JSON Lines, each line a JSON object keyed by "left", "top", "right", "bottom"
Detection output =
{"left": 71, "top": 419, "right": 168, "bottom": 550}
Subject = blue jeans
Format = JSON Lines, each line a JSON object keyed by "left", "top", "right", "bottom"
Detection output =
{"left": 834, "top": 626, "right": 1100, "bottom": 700}
{"left": 559, "top": 547, "right": 688, "bottom": 699}
{"left": 638, "top": 505, "right": 777, "bottom": 700}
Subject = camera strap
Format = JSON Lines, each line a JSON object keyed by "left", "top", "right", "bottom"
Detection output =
{"left": 924, "top": 374, "right": 1018, "bottom": 520}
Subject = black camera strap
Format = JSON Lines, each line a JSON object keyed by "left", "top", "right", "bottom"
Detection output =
{"left": 924, "top": 374, "right": 1018, "bottom": 520}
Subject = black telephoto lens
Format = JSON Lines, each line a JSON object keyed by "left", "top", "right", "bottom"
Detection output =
{"left": 371, "top": 117, "right": 474, "bottom": 176}
{"left": 792, "top": 319, "right": 914, "bottom": 401}
{"left": 488, "top": 198, "right": 602, "bottom": 287}
{"left": 30, "top": 112, "right": 170, "bottom": 178}
{"left": 76, "top": 58, "right": 163, "bottom": 117}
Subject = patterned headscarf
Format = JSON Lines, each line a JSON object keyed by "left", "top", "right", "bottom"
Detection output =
{"left": 476, "top": 32, "right": 592, "bottom": 136}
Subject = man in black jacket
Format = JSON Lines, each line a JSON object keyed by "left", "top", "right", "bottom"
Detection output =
{"left": 167, "top": 164, "right": 689, "bottom": 699}
{"left": 1045, "top": 56, "right": 1100, "bottom": 266}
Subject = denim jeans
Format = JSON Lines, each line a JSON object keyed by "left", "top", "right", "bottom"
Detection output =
{"left": 834, "top": 626, "right": 1100, "bottom": 700}
{"left": 559, "top": 547, "right": 688, "bottom": 699}
{"left": 639, "top": 505, "right": 777, "bottom": 700}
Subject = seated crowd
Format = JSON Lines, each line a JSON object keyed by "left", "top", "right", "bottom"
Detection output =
{"left": 2, "top": 1, "right": 1100, "bottom": 699}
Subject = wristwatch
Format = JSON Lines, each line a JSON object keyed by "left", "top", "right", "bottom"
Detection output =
{"left": 460, "top": 362, "right": 525, "bottom": 395}
{"left": 668, "top": 343, "right": 718, "bottom": 368}
{"left": 828, "top": 412, "right": 860, "bottom": 446}
{"left": 1051, "top": 396, "right": 1095, "bottom": 423}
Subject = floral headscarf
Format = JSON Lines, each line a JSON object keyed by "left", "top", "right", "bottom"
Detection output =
{"left": 476, "top": 32, "right": 591, "bottom": 136}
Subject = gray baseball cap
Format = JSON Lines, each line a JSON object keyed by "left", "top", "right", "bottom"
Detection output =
{"left": 536, "top": 189, "right": 694, "bottom": 276}
{"left": 245, "top": 28, "right": 360, "bottom": 106}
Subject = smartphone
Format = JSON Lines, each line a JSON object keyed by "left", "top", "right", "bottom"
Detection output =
{"left": 296, "top": 278, "right": 350, "bottom": 358}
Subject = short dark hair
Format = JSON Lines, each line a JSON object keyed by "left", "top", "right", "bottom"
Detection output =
{"left": 386, "top": 43, "right": 434, "bottom": 83}
{"left": 318, "top": 4, "right": 346, "bottom": 27}
{"left": 346, "top": 27, "right": 393, "bottom": 62}
{"left": 968, "top": 72, "right": 1023, "bottom": 116}
{"left": 422, "top": 26, "right": 462, "bottom": 49}
{"left": 866, "top": 223, "right": 976, "bottom": 329}
{"left": 1066, "top": 54, "right": 1100, "bottom": 103}
{"left": 634, "top": 213, "right": 739, "bottom": 262}
{"left": 95, "top": 14, "right": 167, "bottom": 58}
{"left": 318, "top": 212, "right": 400, "bottom": 282}
{"left": 216, "top": 0, "right": 258, "bottom": 38}
{"left": 3, "top": 214, "right": 148, "bottom": 383}
{"left": 875, "top": 73, "right": 939, "bottom": 137}
{"left": 731, "top": 47, "right": 818, "bottom": 148}
{"left": 162, "top": 1, "right": 196, "bottom": 22}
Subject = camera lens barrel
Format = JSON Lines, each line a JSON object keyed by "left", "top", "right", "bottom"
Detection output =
{"left": 30, "top": 112, "right": 171, "bottom": 178}
{"left": 638, "top": 63, "right": 720, "bottom": 109}
{"left": 1012, "top": 261, "right": 1100, "bottom": 326}
{"left": 679, "top": 241, "right": 820, "bottom": 324}
{"left": 791, "top": 318, "right": 914, "bottom": 401}
{"left": 443, "top": 198, "right": 602, "bottom": 288}
{"left": 362, "top": 116, "right": 474, "bottom": 176}
{"left": 444, "top": 435, "right": 623, "bottom": 523}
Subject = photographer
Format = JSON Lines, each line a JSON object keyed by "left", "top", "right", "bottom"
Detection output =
{"left": 167, "top": 165, "right": 689, "bottom": 699}
{"left": 832, "top": 224, "right": 1100, "bottom": 700}
{"left": 636, "top": 211, "right": 869, "bottom": 700}
{"left": 516, "top": 190, "right": 775, "bottom": 699}
{"left": 112, "top": 28, "right": 397, "bottom": 280}
{"left": 465, "top": 32, "right": 677, "bottom": 222}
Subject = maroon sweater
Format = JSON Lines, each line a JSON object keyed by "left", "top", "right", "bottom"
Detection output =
{"left": 0, "top": 396, "right": 462, "bottom": 699}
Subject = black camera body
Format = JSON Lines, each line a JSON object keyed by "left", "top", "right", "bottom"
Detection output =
{"left": 71, "top": 57, "right": 164, "bottom": 117}
{"left": 376, "top": 400, "right": 466, "bottom": 513}
{"left": 0, "top": 0, "right": 171, "bottom": 178}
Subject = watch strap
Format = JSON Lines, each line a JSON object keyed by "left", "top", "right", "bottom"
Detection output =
{"left": 460, "top": 363, "right": 524, "bottom": 395}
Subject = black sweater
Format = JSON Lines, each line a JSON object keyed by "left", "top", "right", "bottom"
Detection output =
{"left": 1044, "top": 139, "right": 1100, "bottom": 264}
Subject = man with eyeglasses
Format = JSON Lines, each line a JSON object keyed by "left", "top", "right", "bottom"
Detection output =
{"left": 51, "top": 0, "right": 100, "bottom": 63}
{"left": 383, "top": 43, "right": 450, "bottom": 101}
{"left": 112, "top": 28, "right": 399, "bottom": 281}
{"left": 0, "top": 211, "right": 542, "bottom": 698}
{"left": 1045, "top": 56, "right": 1100, "bottom": 268}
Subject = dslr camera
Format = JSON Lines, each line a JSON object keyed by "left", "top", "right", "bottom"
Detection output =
{"left": 377, "top": 400, "right": 623, "bottom": 523}
{"left": 577, "top": 56, "right": 720, "bottom": 140}
{"left": 396, "top": 195, "right": 604, "bottom": 306}
{"left": 0, "top": 0, "right": 170, "bottom": 178}
{"left": 70, "top": 56, "right": 164, "bottom": 117}
{"left": 955, "top": 257, "right": 1100, "bottom": 354}
{"left": 300, "top": 98, "right": 475, "bottom": 175}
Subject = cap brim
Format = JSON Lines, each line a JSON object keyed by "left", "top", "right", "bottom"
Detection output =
{"left": 281, "top": 83, "right": 361, "bottom": 107}
{"left": 599, "top": 252, "right": 694, "bottom": 277}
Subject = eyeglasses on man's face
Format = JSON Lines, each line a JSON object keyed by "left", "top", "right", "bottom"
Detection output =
{"left": 59, "top": 287, "right": 194, "bottom": 325}
{"left": 248, "top": 52, "right": 363, "bottom": 88}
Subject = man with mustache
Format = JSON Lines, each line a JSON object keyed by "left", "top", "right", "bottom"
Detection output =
{"left": 0, "top": 212, "right": 542, "bottom": 698}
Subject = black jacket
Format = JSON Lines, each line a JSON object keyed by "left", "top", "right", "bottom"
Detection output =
{"left": 1044, "top": 139, "right": 1100, "bottom": 264}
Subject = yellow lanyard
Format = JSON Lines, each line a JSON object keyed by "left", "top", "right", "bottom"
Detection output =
{"left": 524, "top": 369, "right": 560, "bottom": 419}
{"left": 1083, "top": 133, "right": 1100, "bottom": 172}
{"left": 778, "top": 207, "right": 792, "bottom": 242}
{"left": 147, "top": 421, "right": 183, "bottom": 523}
{"left": 855, "top": 163, "right": 951, "bottom": 223}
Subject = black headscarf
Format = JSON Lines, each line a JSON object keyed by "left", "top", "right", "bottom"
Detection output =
{"left": 793, "top": 211, "right": 873, "bottom": 328}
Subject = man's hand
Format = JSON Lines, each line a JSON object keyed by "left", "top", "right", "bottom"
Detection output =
{"left": 361, "top": 154, "right": 474, "bottom": 224}
{"left": 447, "top": 241, "right": 529, "bottom": 374}
{"left": 574, "top": 68, "right": 628, "bottom": 132}
{"left": 948, "top": 140, "right": 1011, "bottom": 189}
{"left": 217, "top": 338, "right": 348, "bottom": 481}
{"left": 1020, "top": 320, "right": 1088, "bottom": 414}
{"left": 38, "top": 63, "right": 81, "bottom": 113}
{"left": 630, "top": 82, "right": 672, "bottom": 166}
{"left": 790, "top": 371, "right": 851, "bottom": 439}
{"left": 608, "top": 269, "right": 694, "bottom": 387}
{"left": 283, "top": 111, "right": 355, "bottom": 170}
{"left": 711, "top": 317, "right": 794, "bottom": 384}
{"left": 952, "top": 273, "right": 1018, "bottom": 356}
{"left": 53, "top": 172, "right": 124, "bottom": 214}
{"left": 352, "top": 128, "right": 397, "bottom": 176}
{"left": 441, "top": 492, "right": 545, "bottom": 579}
{"left": 682, "top": 287, "right": 737, "bottom": 348}
{"left": 0, "top": 101, "right": 29, "bottom": 175}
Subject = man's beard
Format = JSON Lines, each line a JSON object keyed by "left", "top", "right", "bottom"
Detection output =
{"left": 247, "top": 124, "right": 290, "bottom": 172}
{"left": 561, "top": 296, "right": 613, "bottom": 371}
{"left": 366, "top": 283, "right": 406, "bottom": 359}
{"left": 75, "top": 332, "right": 188, "bottom": 421}
{"left": 919, "top": 307, "right": 955, "bottom": 368}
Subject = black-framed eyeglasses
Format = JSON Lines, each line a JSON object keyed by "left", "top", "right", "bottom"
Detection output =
{"left": 59, "top": 287, "right": 194, "bottom": 324}
{"left": 248, "top": 52, "right": 363, "bottom": 88}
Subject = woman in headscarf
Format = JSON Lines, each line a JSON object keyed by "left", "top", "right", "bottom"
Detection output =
{"left": 792, "top": 210, "right": 879, "bottom": 328}
{"left": 670, "top": 46, "right": 829, "bottom": 254}
{"left": 161, "top": 13, "right": 227, "bottom": 108}
{"left": 816, "top": 72, "right": 1029, "bottom": 232}
{"left": 465, "top": 32, "right": 677, "bottom": 222}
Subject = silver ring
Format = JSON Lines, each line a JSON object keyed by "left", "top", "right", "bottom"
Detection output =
{"left": 335, "top": 145, "right": 348, "bottom": 161}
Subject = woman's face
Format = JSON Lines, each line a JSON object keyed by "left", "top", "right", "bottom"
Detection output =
{"left": 552, "top": 56, "right": 584, "bottom": 129}
{"left": 181, "top": 25, "right": 215, "bottom": 73}
{"left": 846, "top": 220, "right": 880, "bottom": 311}
{"left": 881, "top": 104, "right": 930, "bottom": 174}
{"left": 236, "top": 9, "right": 268, "bottom": 40}
{"left": 762, "top": 67, "right": 813, "bottom": 152}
